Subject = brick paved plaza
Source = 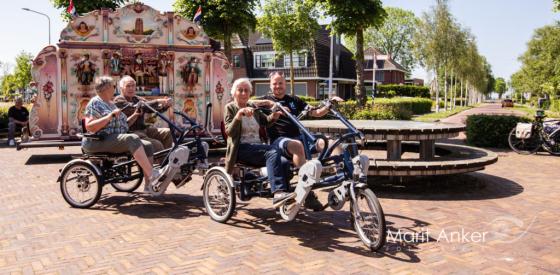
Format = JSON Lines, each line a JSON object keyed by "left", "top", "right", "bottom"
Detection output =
{"left": 0, "top": 140, "right": 559, "bottom": 274}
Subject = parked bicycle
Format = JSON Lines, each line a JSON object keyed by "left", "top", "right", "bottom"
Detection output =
{"left": 508, "top": 110, "right": 560, "bottom": 155}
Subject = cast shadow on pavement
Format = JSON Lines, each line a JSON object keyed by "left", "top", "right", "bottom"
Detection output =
{"left": 225, "top": 205, "right": 433, "bottom": 263}
{"left": 91, "top": 192, "right": 205, "bottom": 219}
{"left": 372, "top": 172, "right": 524, "bottom": 201}
{"left": 24, "top": 154, "right": 79, "bottom": 165}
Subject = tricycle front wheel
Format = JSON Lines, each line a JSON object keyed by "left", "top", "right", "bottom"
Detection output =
{"left": 350, "top": 188, "right": 386, "bottom": 251}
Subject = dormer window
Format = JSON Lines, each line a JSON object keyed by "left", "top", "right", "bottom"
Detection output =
{"left": 283, "top": 51, "right": 307, "bottom": 68}
{"left": 254, "top": 51, "right": 275, "bottom": 69}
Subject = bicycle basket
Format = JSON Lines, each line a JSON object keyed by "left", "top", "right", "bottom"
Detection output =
{"left": 515, "top": 123, "right": 533, "bottom": 139}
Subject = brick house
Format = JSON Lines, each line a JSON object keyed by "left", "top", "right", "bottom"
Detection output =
{"left": 230, "top": 26, "right": 408, "bottom": 100}
{"left": 362, "top": 47, "right": 408, "bottom": 93}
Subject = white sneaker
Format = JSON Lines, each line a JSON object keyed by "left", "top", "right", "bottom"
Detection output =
{"left": 8, "top": 140, "right": 15, "bottom": 146}
{"left": 144, "top": 169, "right": 161, "bottom": 193}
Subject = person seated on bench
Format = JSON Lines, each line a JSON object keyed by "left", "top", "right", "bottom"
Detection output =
{"left": 224, "top": 78, "right": 291, "bottom": 206}
{"left": 7, "top": 97, "right": 29, "bottom": 146}
{"left": 82, "top": 76, "right": 159, "bottom": 192}
{"left": 114, "top": 75, "right": 173, "bottom": 153}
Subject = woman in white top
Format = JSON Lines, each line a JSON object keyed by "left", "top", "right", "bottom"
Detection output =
{"left": 223, "top": 78, "right": 291, "bottom": 206}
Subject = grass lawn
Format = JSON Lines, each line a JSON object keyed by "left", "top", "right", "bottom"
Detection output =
{"left": 412, "top": 106, "right": 472, "bottom": 122}
{"left": 512, "top": 104, "right": 560, "bottom": 119}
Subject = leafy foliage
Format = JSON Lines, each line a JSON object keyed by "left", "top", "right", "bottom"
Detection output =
{"left": 510, "top": 22, "right": 560, "bottom": 99}
{"left": 257, "top": 0, "right": 319, "bottom": 96}
{"left": 344, "top": 7, "right": 419, "bottom": 76}
{"left": 466, "top": 115, "right": 531, "bottom": 148}
{"left": 314, "top": 0, "right": 386, "bottom": 107}
{"left": 1, "top": 52, "right": 33, "bottom": 97}
{"left": 173, "top": 0, "right": 258, "bottom": 61}
{"left": 51, "top": 0, "right": 126, "bottom": 21}
{"left": 494, "top": 77, "right": 507, "bottom": 99}
{"left": 376, "top": 84, "right": 430, "bottom": 98}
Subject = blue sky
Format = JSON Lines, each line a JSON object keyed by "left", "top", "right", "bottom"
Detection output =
{"left": 0, "top": 0, "right": 558, "bottom": 82}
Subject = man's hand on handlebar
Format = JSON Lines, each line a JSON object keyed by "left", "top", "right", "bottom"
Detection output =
{"left": 158, "top": 97, "right": 173, "bottom": 107}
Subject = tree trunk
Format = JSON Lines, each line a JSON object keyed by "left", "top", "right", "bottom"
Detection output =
{"left": 223, "top": 32, "right": 233, "bottom": 64}
{"left": 444, "top": 67, "right": 448, "bottom": 111}
{"left": 465, "top": 82, "right": 468, "bottom": 106}
{"left": 450, "top": 72, "right": 455, "bottom": 109}
{"left": 459, "top": 79, "right": 464, "bottom": 107}
{"left": 354, "top": 28, "right": 366, "bottom": 107}
{"left": 290, "top": 51, "right": 295, "bottom": 96}
{"left": 435, "top": 69, "right": 440, "bottom": 113}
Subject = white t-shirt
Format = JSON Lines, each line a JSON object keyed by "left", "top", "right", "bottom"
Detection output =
{"left": 240, "top": 115, "right": 262, "bottom": 144}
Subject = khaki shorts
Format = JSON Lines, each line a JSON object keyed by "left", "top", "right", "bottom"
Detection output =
{"left": 82, "top": 133, "right": 154, "bottom": 157}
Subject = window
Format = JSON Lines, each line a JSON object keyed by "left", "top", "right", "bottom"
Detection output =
{"left": 285, "top": 83, "right": 307, "bottom": 96}
{"left": 318, "top": 83, "right": 337, "bottom": 99}
{"left": 254, "top": 52, "right": 275, "bottom": 69}
{"left": 255, "top": 83, "right": 270, "bottom": 97}
{"left": 283, "top": 52, "right": 307, "bottom": 68}
{"left": 375, "top": 71, "right": 384, "bottom": 82}
{"left": 335, "top": 55, "right": 339, "bottom": 72}
{"left": 233, "top": 55, "right": 241, "bottom": 68}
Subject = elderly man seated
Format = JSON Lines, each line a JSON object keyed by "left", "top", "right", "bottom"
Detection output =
{"left": 114, "top": 75, "right": 173, "bottom": 153}
{"left": 7, "top": 97, "right": 30, "bottom": 146}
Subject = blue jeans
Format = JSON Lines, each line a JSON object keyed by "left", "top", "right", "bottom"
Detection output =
{"left": 271, "top": 137, "right": 317, "bottom": 159}
{"left": 238, "top": 143, "right": 290, "bottom": 193}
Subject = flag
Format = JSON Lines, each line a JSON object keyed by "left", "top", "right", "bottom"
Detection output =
{"left": 67, "top": 0, "right": 78, "bottom": 17}
{"left": 193, "top": 5, "right": 202, "bottom": 24}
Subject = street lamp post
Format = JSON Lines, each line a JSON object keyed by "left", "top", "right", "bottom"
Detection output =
{"left": 22, "top": 8, "right": 51, "bottom": 45}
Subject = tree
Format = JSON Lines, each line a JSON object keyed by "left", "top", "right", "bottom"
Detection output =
{"left": 13, "top": 52, "right": 34, "bottom": 92}
{"left": 174, "top": 0, "right": 258, "bottom": 61}
{"left": 344, "top": 7, "right": 419, "bottom": 76}
{"left": 315, "top": 0, "right": 386, "bottom": 107}
{"left": 51, "top": 0, "right": 126, "bottom": 21}
{"left": 494, "top": 77, "right": 507, "bottom": 99}
{"left": 257, "top": 0, "right": 319, "bottom": 96}
{"left": 511, "top": 22, "right": 560, "bottom": 99}
{"left": 415, "top": 0, "right": 455, "bottom": 111}
{"left": 554, "top": 0, "right": 560, "bottom": 11}
{"left": 1, "top": 74, "right": 17, "bottom": 97}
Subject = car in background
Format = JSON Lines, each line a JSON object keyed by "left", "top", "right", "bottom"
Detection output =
{"left": 501, "top": 99, "right": 514, "bottom": 108}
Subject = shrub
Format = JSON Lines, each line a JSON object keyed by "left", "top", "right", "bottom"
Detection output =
{"left": 466, "top": 115, "right": 531, "bottom": 148}
{"left": 336, "top": 97, "right": 423, "bottom": 120}
{"left": 298, "top": 95, "right": 318, "bottom": 103}
{"left": 550, "top": 99, "right": 560, "bottom": 113}
{"left": 376, "top": 84, "right": 430, "bottom": 98}
{"left": 0, "top": 106, "right": 9, "bottom": 129}
{"left": 374, "top": 97, "right": 432, "bottom": 115}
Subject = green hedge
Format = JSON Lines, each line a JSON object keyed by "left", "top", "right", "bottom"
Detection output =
{"left": 336, "top": 97, "right": 432, "bottom": 120}
{"left": 375, "top": 97, "right": 432, "bottom": 115}
{"left": 376, "top": 84, "right": 430, "bottom": 98}
{"left": 550, "top": 99, "right": 560, "bottom": 113}
{"left": 0, "top": 106, "right": 9, "bottom": 129}
{"left": 466, "top": 115, "right": 531, "bottom": 148}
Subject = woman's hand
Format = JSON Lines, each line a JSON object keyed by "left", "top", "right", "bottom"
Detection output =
{"left": 110, "top": 108, "right": 121, "bottom": 119}
{"left": 235, "top": 107, "right": 254, "bottom": 120}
